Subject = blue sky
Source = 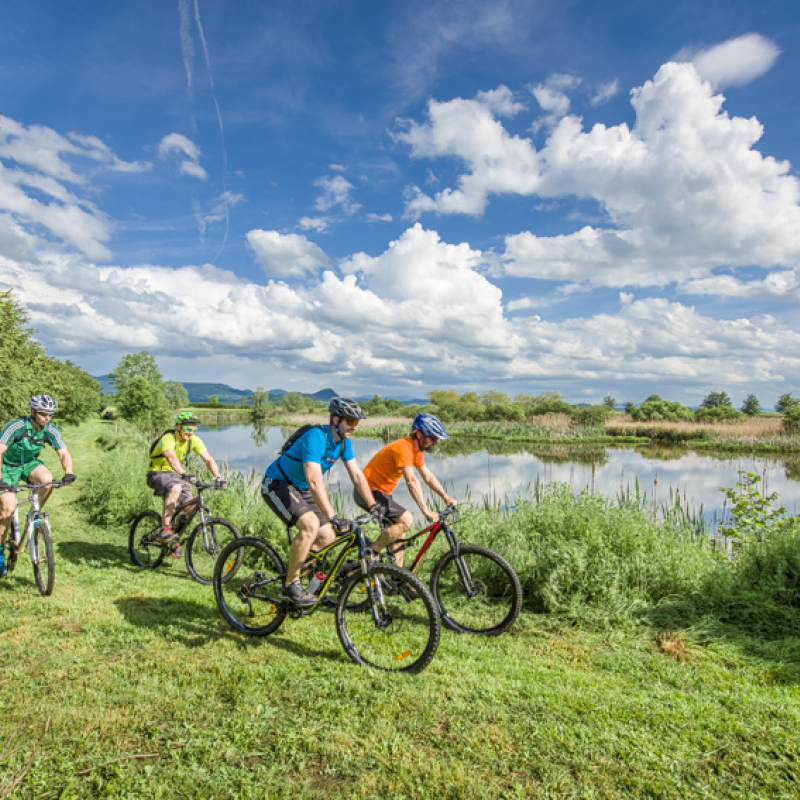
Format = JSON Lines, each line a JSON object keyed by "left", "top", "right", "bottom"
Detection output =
{"left": 1, "top": 0, "right": 799, "bottom": 407}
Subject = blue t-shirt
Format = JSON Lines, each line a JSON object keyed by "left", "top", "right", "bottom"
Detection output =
{"left": 265, "top": 425, "right": 354, "bottom": 490}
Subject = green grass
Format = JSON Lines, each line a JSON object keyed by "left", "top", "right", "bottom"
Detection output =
{"left": 1, "top": 418, "right": 799, "bottom": 799}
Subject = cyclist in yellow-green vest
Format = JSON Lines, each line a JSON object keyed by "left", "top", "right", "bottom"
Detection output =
{"left": 0, "top": 395, "right": 76, "bottom": 578}
{"left": 147, "top": 411, "right": 224, "bottom": 557}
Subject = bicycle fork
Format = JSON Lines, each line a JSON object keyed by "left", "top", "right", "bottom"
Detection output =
{"left": 445, "top": 529, "right": 480, "bottom": 598}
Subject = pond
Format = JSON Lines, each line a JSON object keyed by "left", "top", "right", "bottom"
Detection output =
{"left": 197, "top": 423, "right": 800, "bottom": 527}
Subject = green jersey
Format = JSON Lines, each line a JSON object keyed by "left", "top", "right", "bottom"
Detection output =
{"left": 0, "top": 417, "right": 66, "bottom": 467}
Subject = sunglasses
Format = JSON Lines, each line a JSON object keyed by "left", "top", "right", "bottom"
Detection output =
{"left": 344, "top": 417, "right": 360, "bottom": 427}
{"left": 181, "top": 426, "right": 197, "bottom": 433}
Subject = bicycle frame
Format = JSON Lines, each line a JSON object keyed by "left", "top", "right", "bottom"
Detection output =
{"left": 173, "top": 481, "right": 214, "bottom": 542}
{"left": 276, "top": 515, "right": 384, "bottom": 615}
{"left": 7, "top": 482, "right": 60, "bottom": 569}
{"left": 385, "top": 507, "right": 482, "bottom": 598}
{"left": 389, "top": 506, "right": 458, "bottom": 573}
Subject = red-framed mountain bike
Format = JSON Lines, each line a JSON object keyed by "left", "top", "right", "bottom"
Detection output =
{"left": 386, "top": 505, "right": 523, "bottom": 636}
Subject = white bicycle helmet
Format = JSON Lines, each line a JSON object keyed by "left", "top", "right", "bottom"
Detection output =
{"left": 328, "top": 397, "right": 366, "bottom": 419}
{"left": 30, "top": 395, "right": 58, "bottom": 414}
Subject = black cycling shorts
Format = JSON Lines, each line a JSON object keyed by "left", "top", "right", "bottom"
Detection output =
{"left": 261, "top": 478, "right": 329, "bottom": 528}
{"left": 353, "top": 488, "right": 407, "bottom": 525}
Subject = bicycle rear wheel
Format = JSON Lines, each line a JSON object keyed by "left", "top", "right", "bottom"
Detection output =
{"left": 213, "top": 537, "right": 287, "bottom": 636}
{"left": 129, "top": 510, "right": 166, "bottom": 569}
{"left": 335, "top": 563, "right": 440, "bottom": 674}
{"left": 185, "top": 517, "right": 241, "bottom": 585}
{"left": 429, "top": 544, "right": 522, "bottom": 636}
{"left": 32, "top": 520, "right": 55, "bottom": 596}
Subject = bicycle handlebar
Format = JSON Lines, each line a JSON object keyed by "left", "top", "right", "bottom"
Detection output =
{"left": 6, "top": 480, "right": 65, "bottom": 493}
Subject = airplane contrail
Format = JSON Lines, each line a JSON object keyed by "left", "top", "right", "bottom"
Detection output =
{"left": 192, "top": 0, "right": 230, "bottom": 264}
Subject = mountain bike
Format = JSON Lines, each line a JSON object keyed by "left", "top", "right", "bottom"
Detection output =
{"left": 129, "top": 478, "right": 240, "bottom": 585}
{"left": 4, "top": 481, "right": 64, "bottom": 595}
{"left": 213, "top": 515, "right": 441, "bottom": 674}
{"left": 386, "top": 505, "right": 523, "bottom": 636}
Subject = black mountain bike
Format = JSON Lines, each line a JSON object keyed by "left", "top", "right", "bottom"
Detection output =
{"left": 213, "top": 515, "right": 441, "bottom": 674}
{"left": 386, "top": 505, "right": 522, "bottom": 636}
{"left": 129, "top": 478, "right": 240, "bottom": 584}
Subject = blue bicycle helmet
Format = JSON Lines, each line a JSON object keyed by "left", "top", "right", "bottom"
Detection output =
{"left": 411, "top": 413, "right": 449, "bottom": 440}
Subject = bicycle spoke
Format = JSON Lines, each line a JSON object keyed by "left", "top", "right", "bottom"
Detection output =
{"left": 185, "top": 517, "right": 241, "bottom": 585}
{"left": 430, "top": 545, "right": 522, "bottom": 636}
{"left": 335, "top": 563, "right": 440, "bottom": 673}
{"left": 129, "top": 510, "right": 166, "bottom": 570}
{"left": 214, "top": 538, "right": 287, "bottom": 636}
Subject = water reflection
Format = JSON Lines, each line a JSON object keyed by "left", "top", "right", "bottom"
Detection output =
{"left": 197, "top": 423, "right": 800, "bottom": 525}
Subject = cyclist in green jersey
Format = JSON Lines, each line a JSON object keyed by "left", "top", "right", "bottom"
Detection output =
{"left": 0, "top": 395, "right": 76, "bottom": 577}
{"left": 146, "top": 411, "right": 225, "bottom": 557}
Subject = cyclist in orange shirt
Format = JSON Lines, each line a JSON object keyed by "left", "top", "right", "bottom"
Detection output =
{"left": 354, "top": 413, "right": 457, "bottom": 566}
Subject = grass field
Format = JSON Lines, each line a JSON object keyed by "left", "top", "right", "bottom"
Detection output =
{"left": 1, "top": 418, "right": 799, "bottom": 799}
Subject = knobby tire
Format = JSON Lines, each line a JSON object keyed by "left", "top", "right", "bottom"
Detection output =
{"left": 429, "top": 544, "right": 522, "bottom": 636}
{"left": 213, "top": 537, "right": 287, "bottom": 636}
{"left": 185, "top": 517, "right": 241, "bottom": 585}
{"left": 335, "top": 562, "right": 440, "bottom": 674}
{"left": 129, "top": 510, "right": 166, "bottom": 570}
{"left": 32, "top": 520, "right": 55, "bottom": 596}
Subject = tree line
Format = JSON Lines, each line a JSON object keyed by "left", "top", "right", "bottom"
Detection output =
{"left": 0, "top": 290, "right": 103, "bottom": 424}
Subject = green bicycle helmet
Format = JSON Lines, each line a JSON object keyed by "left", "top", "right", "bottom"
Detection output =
{"left": 175, "top": 411, "right": 200, "bottom": 426}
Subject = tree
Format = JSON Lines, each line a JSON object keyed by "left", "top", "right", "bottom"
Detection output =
{"left": 115, "top": 377, "right": 172, "bottom": 429}
{"left": 603, "top": 395, "right": 617, "bottom": 409}
{"left": 741, "top": 394, "right": 762, "bottom": 416}
{"left": 0, "top": 289, "right": 102, "bottom": 423}
{"left": 208, "top": 395, "right": 219, "bottom": 405}
{"left": 630, "top": 396, "right": 693, "bottom": 422}
{"left": 701, "top": 391, "right": 733, "bottom": 409}
{"left": 251, "top": 387, "right": 274, "bottom": 419}
{"left": 280, "top": 391, "right": 312, "bottom": 413}
{"left": 110, "top": 351, "right": 171, "bottom": 428}
{"left": 776, "top": 393, "right": 800, "bottom": 413}
{"left": 110, "top": 351, "right": 164, "bottom": 395}
{"left": 164, "top": 380, "right": 189, "bottom": 409}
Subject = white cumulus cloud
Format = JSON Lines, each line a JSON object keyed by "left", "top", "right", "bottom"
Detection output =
{"left": 247, "top": 229, "right": 331, "bottom": 278}
{"left": 686, "top": 33, "right": 780, "bottom": 88}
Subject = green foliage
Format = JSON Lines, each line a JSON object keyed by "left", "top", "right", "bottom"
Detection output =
{"left": 459, "top": 488, "right": 716, "bottom": 623}
{"left": 701, "top": 390, "right": 733, "bottom": 408}
{"left": 110, "top": 351, "right": 172, "bottom": 429}
{"left": 629, "top": 395, "right": 694, "bottom": 422}
{"left": 782, "top": 405, "right": 800, "bottom": 436}
{"left": 163, "top": 379, "right": 189, "bottom": 409}
{"left": 741, "top": 393, "right": 762, "bottom": 416}
{"left": 603, "top": 395, "right": 617, "bottom": 409}
{"left": 208, "top": 394, "right": 219, "bottom": 405}
{"left": 571, "top": 404, "right": 611, "bottom": 428}
{"left": 775, "top": 392, "right": 800, "bottom": 413}
{"left": 0, "top": 289, "right": 102, "bottom": 424}
{"left": 718, "top": 471, "right": 788, "bottom": 547}
{"left": 251, "top": 386, "right": 274, "bottom": 419}
{"left": 694, "top": 405, "right": 741, "bottom": 422}
{"left": 279, "top": 391, "right": 313, "bottom": 413}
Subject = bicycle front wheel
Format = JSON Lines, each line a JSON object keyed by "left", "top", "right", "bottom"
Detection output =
{"left": 213, "top": 537, "right": 287, "bottom": 636}
{"left": 129, "top": 510, "right": 166, "bottom": 569}
{"left": 429, "top": 544, "right": 522, "bottom": 636}
{"left": 32, "top": 520, "right": 55, "bottom": 596}
{"left": 185, "top": 517, "right": 241, "bottom": 585}
{"left": 335, "top": 563, "right": 440, "bottom": 674}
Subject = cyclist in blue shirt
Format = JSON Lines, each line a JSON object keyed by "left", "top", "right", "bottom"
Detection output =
{"left": 262, "top": 397, "right": 380, "bottom": 607}
{"left": 0, "top": 395, "right": 76, "bottom": 577}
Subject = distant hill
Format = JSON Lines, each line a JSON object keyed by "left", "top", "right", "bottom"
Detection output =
{"left": 94, "top": 377, "right": 358, "bottom": 405}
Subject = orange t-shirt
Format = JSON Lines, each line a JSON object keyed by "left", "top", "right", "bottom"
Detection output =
{"left": 363, "top": 436, "right": 424, "bottom": 494}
